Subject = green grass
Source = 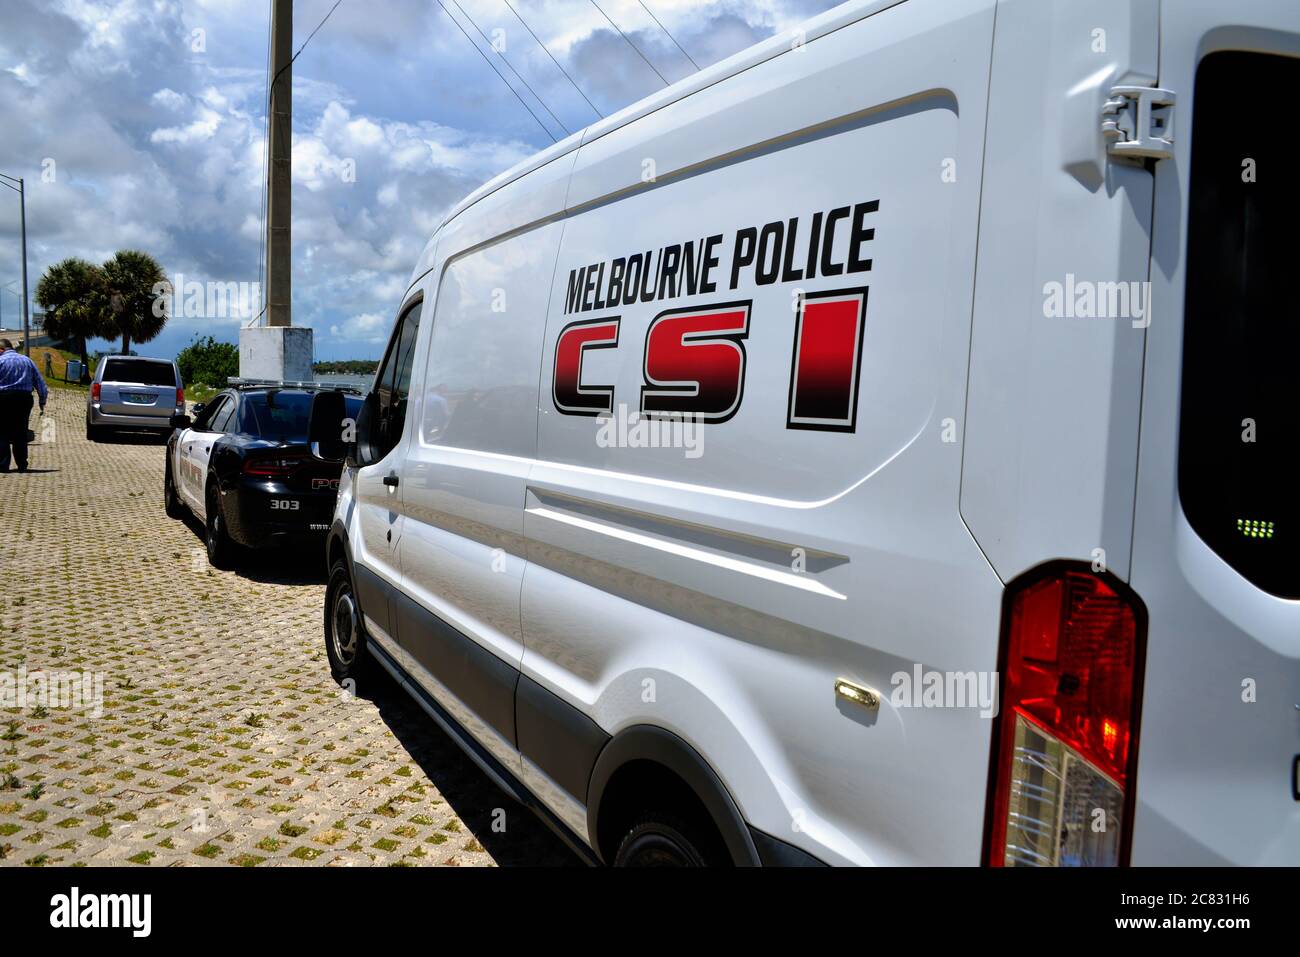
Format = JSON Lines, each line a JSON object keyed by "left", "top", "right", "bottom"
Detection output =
{"left": 186, "top": 382, "right": 222, "bottom": 404}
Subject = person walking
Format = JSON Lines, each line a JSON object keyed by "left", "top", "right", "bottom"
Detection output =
{"left": 0, "top": 339, "right": 48, "bottom": 473}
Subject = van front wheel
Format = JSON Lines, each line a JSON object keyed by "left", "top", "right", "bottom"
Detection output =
{"left": 324, "top": 560, "right": 373, "bottom": 687}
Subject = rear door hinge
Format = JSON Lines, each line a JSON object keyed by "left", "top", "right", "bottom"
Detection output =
{"left": 1102, "top": 85, "right": 1176, "bottom": 161}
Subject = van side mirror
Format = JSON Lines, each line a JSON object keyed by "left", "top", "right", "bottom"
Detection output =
{"left": 308, "top": 390, "right": 349, "bottom": 463}
{"left": 169, "top": 414, "right": 192, "bottom": 430}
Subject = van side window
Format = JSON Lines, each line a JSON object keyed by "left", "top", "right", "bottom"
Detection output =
{"left": 373, "top": 301, "right": 423, "bottom": 460}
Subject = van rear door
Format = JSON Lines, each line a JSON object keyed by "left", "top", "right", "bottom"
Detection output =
{"left": 1129, "top": 0, "right": 1300, "bottom": 865}
{"left": 99, "top": 358, "right": 177, "bottom": 421}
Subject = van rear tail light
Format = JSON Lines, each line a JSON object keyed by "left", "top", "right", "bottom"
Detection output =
{"left": 176, "top": 387, "right": 184, "bottom": 405}
{"left": 91, "top": 383, "right": 101, "bottom": 401}
{"left": 987, "top": 567, "right": 1145, "bottom": 867}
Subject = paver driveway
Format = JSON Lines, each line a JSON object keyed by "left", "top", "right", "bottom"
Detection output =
{"left": 0, "top": 387, "right": 576, "bottom": 867}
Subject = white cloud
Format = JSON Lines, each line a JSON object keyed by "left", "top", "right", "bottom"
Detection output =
{"left": 151, "top": 87, "right": 188, "bottom": 110}
{"left": 150, "top": 106, "right": 222, "bottom": 144}
{"left": 329, "top": 311, "right": 390, "bottom": 344}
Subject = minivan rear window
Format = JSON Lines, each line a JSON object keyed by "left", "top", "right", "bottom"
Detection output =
{"left": 101, "top": 358, "right": 176, "bottom": 387}
{"left": 1178, "top": 51, "right": 1300, "bottom": 598}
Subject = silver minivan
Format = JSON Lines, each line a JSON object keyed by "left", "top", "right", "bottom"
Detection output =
{"left": 86, "top": 356, "right": 185, "bottom": 441}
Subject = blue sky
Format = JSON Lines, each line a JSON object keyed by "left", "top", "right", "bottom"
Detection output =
{"left": 0, "top": 0, "right": 840, "bottom": 361}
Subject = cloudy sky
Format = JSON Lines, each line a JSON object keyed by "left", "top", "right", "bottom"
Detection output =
{"left": 0, "top": 0, "right": 841, "bottom": 361}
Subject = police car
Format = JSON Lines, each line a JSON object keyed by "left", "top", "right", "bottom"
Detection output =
{"left": 165, "top": 380, "right": 363, "bottom": 568}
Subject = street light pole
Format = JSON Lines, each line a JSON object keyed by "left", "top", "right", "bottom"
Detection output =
{"left": 0, "top": 172, "right": 31, "bottom": 356}
{"left": 18, "top": 177, "right": 29, "bottom": 356}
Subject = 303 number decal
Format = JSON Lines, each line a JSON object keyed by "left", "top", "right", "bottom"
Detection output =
{"left": 552, "top": 288, "right": 867, "bottom": 432}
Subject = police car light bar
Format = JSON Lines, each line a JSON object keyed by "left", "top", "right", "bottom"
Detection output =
{"left": 226, "top": 377, "right": 366, "bottom": 395}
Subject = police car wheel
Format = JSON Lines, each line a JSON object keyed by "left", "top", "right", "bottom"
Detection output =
{"left": 164, "top": 461, "right": 183, "bottom": 519}
{"left": 205, "top": 484, "right": 235, "bottom": 569}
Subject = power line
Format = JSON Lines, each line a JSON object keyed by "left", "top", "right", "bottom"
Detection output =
{"left": 636, "top": 0, "right": 698, "bottom": 70}
{"left": 436, "top": 1, "right": 558, "bottom": 143}
{"left": 267, "top": 0, "right": 345, "bottom": 96}
{"left": 500, "top": 0, "right": 603, "bottom": 119}
{"left": 450, "top": 0, "right": 571, "bottom": 135}
{"left": 587, "top": 0, "right": 668, "bottom": 86}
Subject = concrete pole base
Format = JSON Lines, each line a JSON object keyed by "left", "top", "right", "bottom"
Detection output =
{"left": 239, "top": 326, "right": 314, "bottom": 382}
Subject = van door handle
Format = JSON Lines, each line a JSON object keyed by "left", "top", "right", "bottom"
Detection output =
{"left": 383, "top": 474, "right": 400, "bottom": 488}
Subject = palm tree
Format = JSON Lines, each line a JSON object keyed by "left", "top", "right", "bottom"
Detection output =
{"left": 101, "top": 250, "right": 170, "bottom": 355}
{"left": 35, "top": 258, "right": 111, "bottom": 382}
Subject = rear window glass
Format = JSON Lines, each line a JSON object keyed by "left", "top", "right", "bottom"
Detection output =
{"left": 238, "top": 391, "right": 362, "bottom": 442}
{"left": 1179, "top": 52, "right": 1300, "bottom": 598}
{"left": 100, "top": 358, "right": 176, "bottom": 386}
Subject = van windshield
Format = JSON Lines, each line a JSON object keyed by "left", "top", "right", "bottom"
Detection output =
{"left": 101, "top": 359, "right": 176, "bottom": 386}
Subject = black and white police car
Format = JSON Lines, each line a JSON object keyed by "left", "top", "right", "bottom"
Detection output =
{"left": 165, "top": 379, "right": 363, "bottom": 568}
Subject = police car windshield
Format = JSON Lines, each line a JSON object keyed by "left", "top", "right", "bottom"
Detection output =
{"left": 238, "top": 391, "right": 361, "bottom": 442}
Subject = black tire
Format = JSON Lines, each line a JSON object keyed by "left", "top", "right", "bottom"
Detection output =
{"left": 164, "top": 460, "right": 184, "bottom": 519}
{"left": 205, "top": 481, "right": 236, "bottom": 568}
{"left": 86, "top": 423, "right": 103, "bottom": 442}
{"left": 324, "top": 559, "right": 372, "bottom": 686}
{"left": 613, "top": 812, "right": 723, "bottom": 867}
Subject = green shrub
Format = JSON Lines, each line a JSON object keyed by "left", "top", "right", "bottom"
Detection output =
{"left": 177, "top": 335, "right": 238, "bottom": 387}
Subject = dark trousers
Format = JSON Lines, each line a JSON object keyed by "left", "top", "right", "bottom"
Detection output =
{"left": 0, "top": 391, "right": 34, "bottom": 471}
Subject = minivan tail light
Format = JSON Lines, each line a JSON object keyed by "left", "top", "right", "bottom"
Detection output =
{"left": 987, "top": 566, "right": 1145, "bottom": 867}
{"left": 91, "top": 382, "right": 101, "bottom": 401}
{"left": 176, "top": 387, "right": 184, "bottom": 405}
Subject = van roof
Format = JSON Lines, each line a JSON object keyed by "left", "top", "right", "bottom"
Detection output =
{"left": 433, "top": 0, "right": 899, "bottom": 238}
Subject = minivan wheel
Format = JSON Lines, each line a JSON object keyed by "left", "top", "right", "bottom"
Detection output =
{"left": 164, "top": 461, "right": 184, "bottom": 519}
{"left": 205, "top": 483, "right": 235, "bottom": 568}
{"left": 324, "top": 560, "right": 372, "bottom": 685}
{"left": 613, "top": 814, "right": 716, "bottom": 867}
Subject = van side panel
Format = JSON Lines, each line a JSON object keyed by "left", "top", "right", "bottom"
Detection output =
{"left": 521, "top": 0, "right": 1002, "bottom": 865}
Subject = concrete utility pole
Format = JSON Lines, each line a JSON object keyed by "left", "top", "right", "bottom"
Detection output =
{"left": 265, "top": 0, "right": 292, "bottom": 329}
{"left": 240, "top": 0, "right": 314, "bottom": 381}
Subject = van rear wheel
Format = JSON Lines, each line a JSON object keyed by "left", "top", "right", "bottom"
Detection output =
{"left": 613, "top": 813, "right": 718, "bottom": 867}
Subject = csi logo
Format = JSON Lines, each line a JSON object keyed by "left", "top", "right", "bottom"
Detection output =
{"left": 311, "top": 478, "right": 341, "bottom": 490}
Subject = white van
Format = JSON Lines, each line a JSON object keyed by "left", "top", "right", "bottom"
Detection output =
{"left": 308, "top": 0, "right": 1300, "bottom": 866}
